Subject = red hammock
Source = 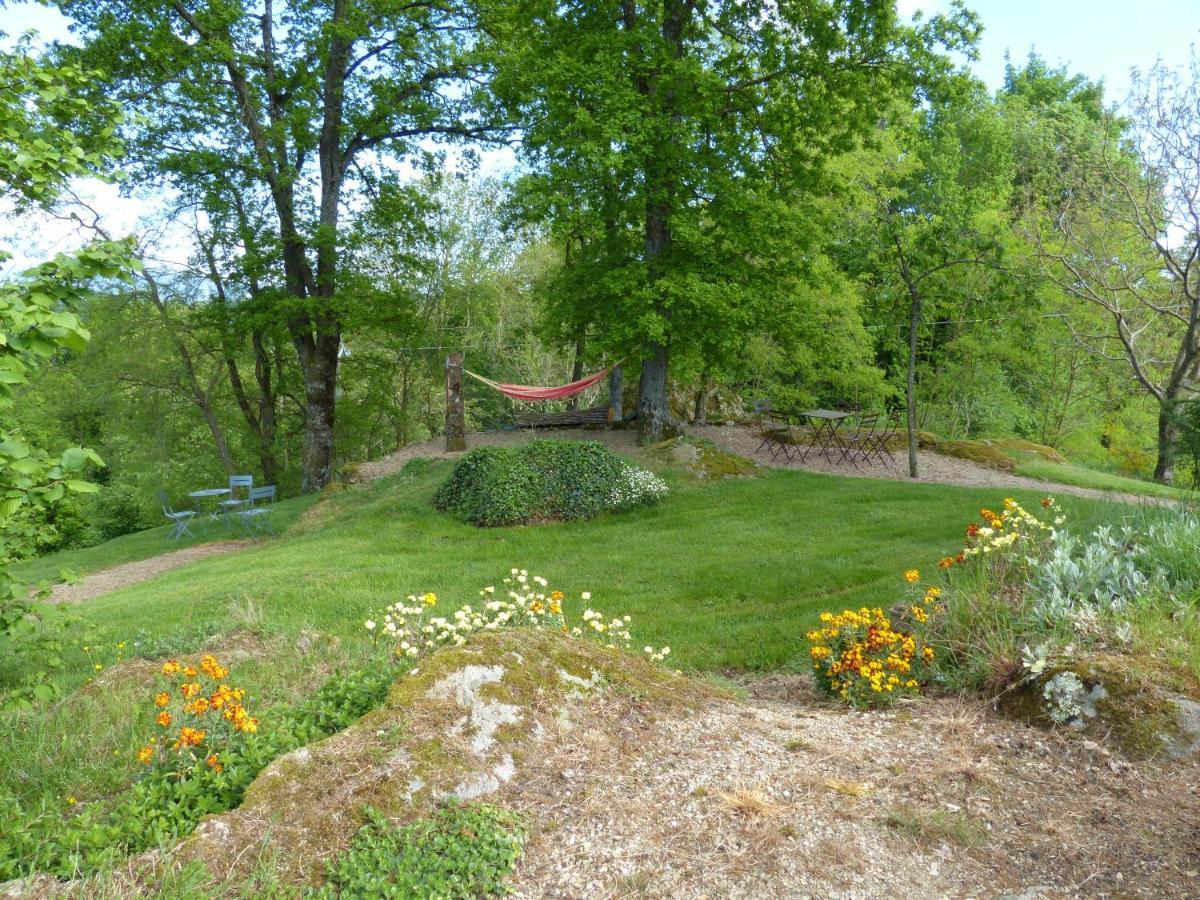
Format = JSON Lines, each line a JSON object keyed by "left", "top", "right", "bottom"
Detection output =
{"left": 463, "top": 363, "right": 617, "bottom": 402}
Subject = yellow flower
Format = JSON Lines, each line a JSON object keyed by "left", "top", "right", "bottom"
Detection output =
{"left": 157, "top": 711, "right": 172, "bottom": 727}
{"left": 205, "top": 754, "right": 223, "bottom": 773}
{"left": 136, "top": 746, "right": 154, "bottom": 765}
{"left": 154, "top": 691, "right": 170, "bottom": 707}
{"left": 423, "top": 592, "right": 437, "bottom": 607}
{"left": 161, "top": 660, "right": 180, "bottom": 677}
{"left": 904, "top": 569, "right": 920, "bottom": 584}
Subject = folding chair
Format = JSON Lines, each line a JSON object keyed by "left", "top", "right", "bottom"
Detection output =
{"left": 753, "top": 403, "right": 794, "bottom": 462}
{"left": 838, "top": 413, "right": 880, "bottom": 470}
{"left": 158, "top": 490, "right": 197, "bottom": 541}
{"left": 237, "top": 485, "right": 277, "bottom": 536}
{"left": 867, "top": 416, "right": 899, "bottom": 465}
{"left": 219, "top": 474, "right": 254, "bottom": 522}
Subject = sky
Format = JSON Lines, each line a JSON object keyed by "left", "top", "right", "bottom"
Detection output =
{"left": 1, "top": 0, "right": 1197, "bottom": 270}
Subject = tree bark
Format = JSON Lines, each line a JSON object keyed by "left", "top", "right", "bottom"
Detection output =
{"left": 693, "top": 366, "right": 710, "bottom": 424}
{"left": 445, "top": 352, "right": 466, "bottom": 451}
{"left": 638, "top": 343, "right": 672, "bottom": 444}
{"left": 896, "top": 238, "right": 923, "bottom": 479}
{"left": 1154, "top": 399, "right": 1179, "bottom": 485}
{"left": 566, "top": 329, "right": 585, "bottom": 411}
{"left": 608, "top": 365, "right": 623, "bottom": 422}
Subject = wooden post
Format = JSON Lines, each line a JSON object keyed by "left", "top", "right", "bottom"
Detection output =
{"left": 608, "top": 365, "right": 623, "bottom": 423}
{"left": 445, "top": 352, "right": 466, "bottom": 451}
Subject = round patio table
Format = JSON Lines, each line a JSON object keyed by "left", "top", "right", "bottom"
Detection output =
{"left": 188, "top": 487, "right": 231, "bottom": 521}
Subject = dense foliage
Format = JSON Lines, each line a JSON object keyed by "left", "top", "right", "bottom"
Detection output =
{"left": 433, "top": 440, "right": 666, "bottom": 526}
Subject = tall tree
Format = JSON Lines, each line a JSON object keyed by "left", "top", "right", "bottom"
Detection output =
{"left": 54, "top": 0, "right": 493, "bottom": 489}
{"left": 1028, "top": 53, "right": 1200, "bottom": 483}
{"left": 489, "top": 0, "right": 975, "bottom": 442}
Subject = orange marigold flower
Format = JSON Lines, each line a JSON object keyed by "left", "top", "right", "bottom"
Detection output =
{"left": 136, "top": 745, "right": 154, "bottom": 764}
{"left": 550, "top": 590, "right": 564, "bottom": 602}
{"left": 1041, "top": 497, "right": 1052, "bottom": 508}
{"left": 189, "top": 697, "right": 211, "bottom": 715}
{"left": 903, "top": 569, "right": 920, "bottom": 584}
{"left": 938, "top": 556, "right": 954, "bottom": 569}
{"left": 154, "top": 691, "right": 170, "bottom": 707}
{"left": 161, "top": 660, "right": 181, "bottom": 677}
{"left": 966, "top": 522, "right": 980, "bottom": 537}
{"left": 183, "top": 666, "right": 198, "bottom": 678}
{"left": 205, "top": 753, "right": 223, "bottom": 773}
{"left": 922, "top": 646, "right": 935, "bottom": 662}
{"left": 181, "top": 681, "right": 202, "bottom": 699}
{"left": 157, "top": 711, "right": 172, "bottom": 727}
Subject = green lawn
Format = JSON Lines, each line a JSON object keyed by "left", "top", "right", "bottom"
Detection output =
{"left": 12, "top": 493, "right": 321, "bottom": 585}
{"left": 1013, "top": 456, "right": 1195, "bottom": 501}
{"left": 39, "top": 460, "right": 1123, "bottom": 673}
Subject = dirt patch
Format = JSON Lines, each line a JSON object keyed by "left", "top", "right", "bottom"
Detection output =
{"left": 504, "top": 691, "right": 1200, "bottom": 899}
{"left": 44, "top": 541, "right": 250, "bottom": 605}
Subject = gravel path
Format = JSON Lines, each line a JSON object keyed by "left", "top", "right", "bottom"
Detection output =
{"left": 43, "top": 540, "right": 250, "bottom": 605}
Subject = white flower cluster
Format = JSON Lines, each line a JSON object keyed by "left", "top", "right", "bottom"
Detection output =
{"left": 607, "top": 465, "right": 668, "bottom": 509}
{"left": 364, "top": 569, "right": 671, "bottom": 665}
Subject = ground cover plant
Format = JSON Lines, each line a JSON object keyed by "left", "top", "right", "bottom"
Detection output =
{"left": 433, "top": 439, "right": 667, "bottom": 526}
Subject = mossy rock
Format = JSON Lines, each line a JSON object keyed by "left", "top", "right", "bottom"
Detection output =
{"left": 173, "top": 630, "right": 718, "bottom": 889}
{"left": 648, "top": 436, "right": 759, "bottom": 480}
{"left": 879, "top": 430, "right": 940, "bottom": 452}
{"left": 932, "top": 439, "right": 1017, "bottom": 471}
{"left": 996, "top": 654, "right": 1200, "bottom": 759}
{"left": 980, "top": 437, "right": 1067, "bottom": 464}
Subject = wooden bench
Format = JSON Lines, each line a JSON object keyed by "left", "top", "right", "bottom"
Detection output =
{"left": 516, "top": 406, "right": 613, "bottom": 428}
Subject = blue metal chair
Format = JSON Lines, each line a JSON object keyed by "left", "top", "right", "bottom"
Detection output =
{"left": 237, "top": 485, "right": 277, "bottom": 536}
{"left": 219, "top": 474, "right": 254, "bottom": 522}
{"left": 158, "top": 490, "right": 197, "bottom": 541}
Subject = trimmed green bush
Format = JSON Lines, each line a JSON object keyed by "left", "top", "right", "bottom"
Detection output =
{"left": 433, "top": 440, "right": 666, "bottom": 527}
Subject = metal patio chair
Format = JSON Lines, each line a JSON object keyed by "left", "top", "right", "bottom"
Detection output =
{"left": 237, "top": 485, "right": 277, "bottom": 536}
{"left": 838, "top": 413, "right": 880, "bottom": 469}
{"left": 753, "top": 402, "right": 794, "bottom": 462}
{"left": 158, "top": 490, "right": 197, "bottom": 541}
{"left": 867, "top": 416, "right": 900, "bottom": 465}
{"left": 219, "top": 474, "right": 254, "bottom": 522}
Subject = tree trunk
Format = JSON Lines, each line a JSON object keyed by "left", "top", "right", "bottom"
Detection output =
{"left": 693, "top": 366, "right": 710, "bottom": 424}
{"left": 295, "top": 333, "right": 340, "bottom": 491}
{"left": 608, "top": 365, "right": 623, "bottom": 422}
{"left": 445, "top": 352, "right": 466, "bottom": 452}
{"left": 1154, "top": 400, "right": 1179, "bottom": 484}
{"left": 566, "top": 330, "right": 585, "bottom": 411}
{"left": 638, "top": 343, "right": 672, "bottom": 444}
{"left": 905, "top": 292, "right": 923, "bottom": 479}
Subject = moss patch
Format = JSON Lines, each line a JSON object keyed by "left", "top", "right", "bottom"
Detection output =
{"left": 932, "top": 440, "right": 1017, "bottom": 472}
{"left": 648, "top": 436, "right": 760, "bottom": 480}
{"left": 981, "top": 437, "right": 1066, "bottom": 464}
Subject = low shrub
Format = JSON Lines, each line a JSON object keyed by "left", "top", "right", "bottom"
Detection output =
{"left": 433, "top": 440, "right": 666, "bottom": 526}
{"left": 313, "top": 803, "right": 524, "bottom": 899}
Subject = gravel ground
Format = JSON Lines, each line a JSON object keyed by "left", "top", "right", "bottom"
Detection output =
{"left": 504, "top": 685, "right": 1200, "bottom": 899}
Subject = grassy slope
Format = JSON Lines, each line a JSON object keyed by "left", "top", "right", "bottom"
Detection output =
{"left": 12, "top": 494, "right": 322, "bottom": 584}
{"left": 2, "top": 458, "right": 1131, "bottom": 811}
{"left": 60, "top": 461, "right": 1121, "bottom": 672}
{"left": 1013, "top": 456, "right": 1194, "bottom": 501}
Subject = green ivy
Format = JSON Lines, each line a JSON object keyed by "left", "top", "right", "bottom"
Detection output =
{"left": 433, "top": 439, "right": 647, "bottom": 526}
{"left": 312, "top": 803, "right": 524, "bottom": 899}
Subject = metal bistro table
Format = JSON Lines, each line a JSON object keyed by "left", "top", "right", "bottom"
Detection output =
{"left": 188, "top": 487, "right": 231, "bottom": 523}
{"left": 798, "top": 409, "right": 852, "bottom": 462}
